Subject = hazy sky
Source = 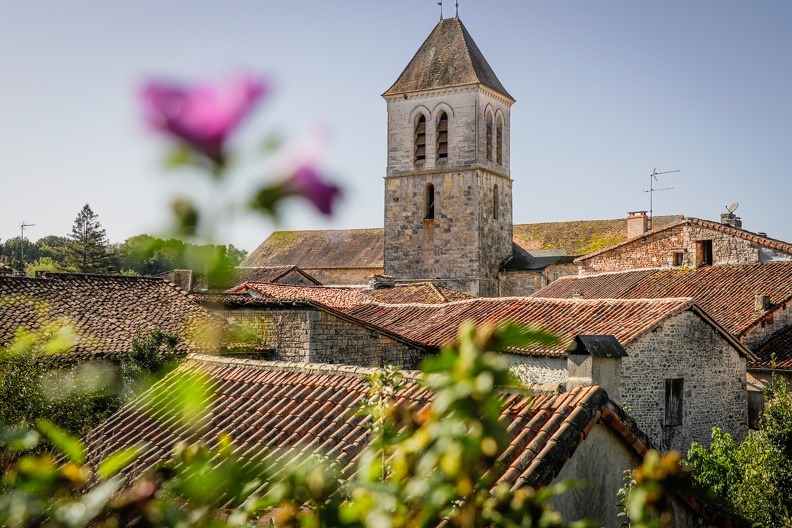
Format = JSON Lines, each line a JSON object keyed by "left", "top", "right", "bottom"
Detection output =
{"left": 2, "top": 1, "right": 791, "bottom": 252}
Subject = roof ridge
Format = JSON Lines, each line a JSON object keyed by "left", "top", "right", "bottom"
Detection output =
{"left": 187, "top": 353, "right": 423, "bottom": 380}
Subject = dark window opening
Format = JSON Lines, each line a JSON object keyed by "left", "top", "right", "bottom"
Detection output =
{"left": 664, "top": 378, "right": 684, "bottom": 426}
{"left": 436, "top": 112, "right": 448, "bottom": 162}
{"left": 672, "top": 252, "right": 683, "bottom": 267}
{"left": 496, "top": 118, "right": 503, "bottom": 165}
{"left": 425, "top": 183, "right": 435, "bottom": 220}
{"left": 415, "top": 114, "right": 426, "bottom": 163}
{"left": 493, "top": 184, "right": 499, "bottom": 219}
{"left": 485, "top": 114, "right": 493, "bottom": 161}
{"left": 697, "top": 240, "right": 713, "bottom": 266}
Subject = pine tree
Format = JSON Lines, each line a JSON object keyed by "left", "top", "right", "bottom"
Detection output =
{"left": 66, "top": 204, "right": 110, "bottom": 273}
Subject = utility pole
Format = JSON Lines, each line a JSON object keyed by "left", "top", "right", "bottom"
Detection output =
{"left": 20, "top": 221, "right": 35, "bottom": 274}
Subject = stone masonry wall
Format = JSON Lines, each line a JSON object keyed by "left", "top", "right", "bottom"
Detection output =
{"left": 224, "top": 308, "right": 423, "bottom": 369}
{"left": 503, "top": 353, "right": 567, "bottom": 388}
{"left": 620, "top": 310, "right": 748, "bottom": 452}
{"left": 741, "top": 300, "right": 792, "bottom": 349}
{"left": 225, "top": 309, "right": 310, "bottom": 362}
{"left": 385, "top": 86, "right": 511, "bottom": 177}
{"left": 308, "top": 312, "right": 424, "bottom": 369}
{"left": 385, "top": 169, "right": 512, "bottom": 294}
{"left": 383, "top": 85, "right": 513, "bottom": 297}
{"left": 498, "top": 263, "right": 578, "bottom": 296}
{"left": 579, "top": 224, "right": 762, "bottom": 275}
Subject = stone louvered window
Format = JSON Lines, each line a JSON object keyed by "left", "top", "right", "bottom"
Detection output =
{"left": 496, "top": 117, "right": 503, "bottom": 165}
{"left": 425, "top": 183, "right": 435, "bottom": 220}
{"left": 436, "top": 111, "right": 448, "bottom": 162}
{"left": 493, "top": 184, "right": 499, "bottom": 219}
{"left": 415, "top": 114, "right": 426, "bottom": 163}
{"left": 486, "top": 113, "right": 493, "bottom": 161}
{"left": 664, "top": 378, "right": 684, "bottom": 426}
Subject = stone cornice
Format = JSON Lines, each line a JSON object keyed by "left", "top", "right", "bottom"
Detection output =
{"left": 385, "top": 167, "right": 512, "bottom": 182}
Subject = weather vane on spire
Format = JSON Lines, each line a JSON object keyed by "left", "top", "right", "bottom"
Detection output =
{"left": 438, "top": 0, "right": 443, "bottom": 20}
{"left": 456, "top": 0, "right": 459, "bottom": 18}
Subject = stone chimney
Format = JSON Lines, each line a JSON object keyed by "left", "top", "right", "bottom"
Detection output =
{"left": 627, "top": 211, "right": 648, "bottom": 238}
{"left": 566, "top": 335, "right": 627, "bottom": 402}
{"left": 755, "top": 294, "right": 772, "bottom": 312}
{"left": 720, "top": 212, "right": 743, "bottom": 229}
{"left": 163, "top": 269, "right": 193, "bottom": 291}
{"left": 368, "top": 274, "right": 396, "bottom": 290}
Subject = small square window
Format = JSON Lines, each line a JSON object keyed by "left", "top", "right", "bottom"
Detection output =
{"left": 664, "top": 378, "right": 684, "bottom": 426}
{"left": 671, "top": 252, "right": 683, "bottom": 267}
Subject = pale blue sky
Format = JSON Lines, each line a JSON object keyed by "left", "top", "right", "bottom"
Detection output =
{"left": 1, "top": 1, "right": 791, "bottom": 252}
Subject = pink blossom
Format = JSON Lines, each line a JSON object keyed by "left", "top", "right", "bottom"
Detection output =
{"left": 284, "top": 164, "right": 342, "bottom": 216}
{"left": 141, "top": 75, "right": 266, "bottom": 164}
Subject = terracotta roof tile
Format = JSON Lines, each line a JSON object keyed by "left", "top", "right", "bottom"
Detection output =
{"left": 754, "top": 326, "right": 792, "bottom": 370}
{"left": 341, "top": 297, "right": 695, "bottom": 355}
{"left": 84, "top": 355, "right": 610, "bottom": 495}
{"left": 226, "top": 282, "right": 470, "bottom": 309}
{"left": 0, "top": 273, "right": 229, "bottom": 357}
{"left": 535, "top": 262, "right": 792, "bottom": 340}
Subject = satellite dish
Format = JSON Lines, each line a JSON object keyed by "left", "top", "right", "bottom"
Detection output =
{"left": 727, "top": 202, "right": 739, "bottom": 214}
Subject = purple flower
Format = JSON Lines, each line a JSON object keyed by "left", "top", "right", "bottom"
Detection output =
{"left": 141, "top": 75, "right": 266, "bottom": 164}
{"left": 284, "top": 164, "right": 342, "bottom": 216}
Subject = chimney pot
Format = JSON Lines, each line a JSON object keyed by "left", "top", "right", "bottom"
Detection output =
{"left": 720, "top": 212, "right": 743, "bottom": 229}
{"left": 368, "top": 274, "right": 396, "bottom": 290}
{"left": 627, "top": 211, "right": 649, "bottom": 238}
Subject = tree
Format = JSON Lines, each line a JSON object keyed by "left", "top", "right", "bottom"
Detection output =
{"left": 0, "top": 236, "right": 39, "bottom": 272}
{"left": 35, "top": 235, "right": 70, "bottom": 267}
{"left": 24, "top": 257, "right": 61, "bottom": 277}
{"left": 65, "top": 204, "right": 111, "bottom": 273}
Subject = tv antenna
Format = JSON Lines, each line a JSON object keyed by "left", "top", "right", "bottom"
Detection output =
{"left": 20, "top": 221, "right": 35, "bottom": 273}
{"left": 644, "top": 168, "right": 679, "bottom": 230}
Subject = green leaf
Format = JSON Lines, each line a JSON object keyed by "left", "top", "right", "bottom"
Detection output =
{"left": 97, "top": 444, "right": 146, "bottom": 479}
{"left": 0, "top": 425, "right": 40, "bottom": 452}
{"left": 36, "top": 418, "right": 85, "bottom": 464}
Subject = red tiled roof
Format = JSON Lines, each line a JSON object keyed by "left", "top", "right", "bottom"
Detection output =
{"left": 576, "top": 217, "right": 792, "bottom": 263}
{"left": 343, "top": 297, "right": 696, "bottom": 355}
{"left": 0, "top": 273, "right": 229, "bottom": 357}
{"left": 228, "top": 282, "right": 470, "bottom": 309}
{"left": 84, "top": 355, "right": 611, "bottom": 494}
{"left": 754, "top": 327, "right": 792, "bottom": 370}
{"left": 535, "top": 263, "right": 792, "bottom": 339}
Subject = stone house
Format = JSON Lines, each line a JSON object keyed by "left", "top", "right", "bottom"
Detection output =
{"left": 575, "top": 214, "right": 792, "bottom": 275}
{"left": 212, "top": 283, "right": 750, "bottom": 453}
{"left": 82, "top": 354, "right": 749, "bottom": 527}
{"left": 533, "top": 261, "right": 792, "bottom": 393}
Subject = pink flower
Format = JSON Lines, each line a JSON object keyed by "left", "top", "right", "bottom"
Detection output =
{"left": 141, "top": 75, "right": 266, "bottom": 164}
{"left": 284, "top": 164, "right": 342, "bottom": 216}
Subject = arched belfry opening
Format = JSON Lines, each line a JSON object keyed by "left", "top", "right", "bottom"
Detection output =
{"left": 496, "top": 116, "right": 503, "bottom": 165}
{"left": 436, "top": 111, "right": 448, "bottom": 162}
{"left": 485, "top": 112, "right": 494, "bottom": 161}
{"left": 415, "top": 114, "right": 426, "bottom": 163}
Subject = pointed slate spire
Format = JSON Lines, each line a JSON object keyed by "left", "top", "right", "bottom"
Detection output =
{"left": 383, "top": 18, "right": 514, "bottom": 101}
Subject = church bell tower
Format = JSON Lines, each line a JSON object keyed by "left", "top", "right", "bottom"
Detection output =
{"left": 382, "top": 17, "right": 515, "bottom": 297}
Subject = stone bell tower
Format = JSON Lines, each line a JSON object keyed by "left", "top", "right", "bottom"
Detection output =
{"left": 382, "top": 17, "right": 515, "bottom": 297}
